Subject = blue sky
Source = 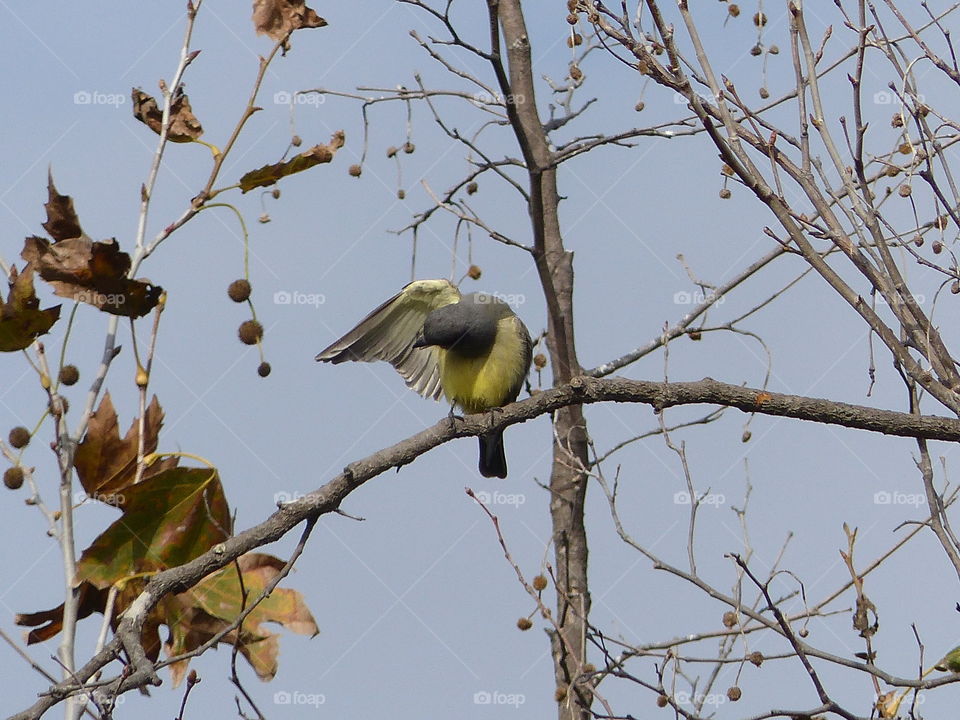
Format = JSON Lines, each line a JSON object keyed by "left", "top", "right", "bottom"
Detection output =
{"left": 2, "top": 1, "right": 960, "bottom": 718}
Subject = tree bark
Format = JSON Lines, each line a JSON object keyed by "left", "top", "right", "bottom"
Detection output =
{"left": 489, "top": 2, "right": 592, "bottom": 717}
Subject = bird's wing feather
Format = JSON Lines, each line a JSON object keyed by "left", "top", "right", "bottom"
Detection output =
{"left": 315, "top": 279, "right": 460, "bottom": 400}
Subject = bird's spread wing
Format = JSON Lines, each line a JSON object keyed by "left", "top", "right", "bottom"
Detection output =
{"left": 315, "top": 279, "right": 461, "bottom": 400}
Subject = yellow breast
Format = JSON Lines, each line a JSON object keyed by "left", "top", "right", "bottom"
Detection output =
{"left": 438, "top": 316, "right": 527, "bottom": 414}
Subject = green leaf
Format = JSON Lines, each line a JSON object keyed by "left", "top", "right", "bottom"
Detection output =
{"left": 74, "top": 467, "right": 230, "bottom": 589}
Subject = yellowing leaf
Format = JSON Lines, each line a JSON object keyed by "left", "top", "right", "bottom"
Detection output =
{"left": 164, "top": 553, "right": 319, "bottom": 685}
{"left": 239, "top": 131, "right": 345, "bottom": 192}
{"left": 0, "top": 265, "right": 60, "bottom": 351}
{"left": 74, "top": 468, "right": 230, "bottom": 589}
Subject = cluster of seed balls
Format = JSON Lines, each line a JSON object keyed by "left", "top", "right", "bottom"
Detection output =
{"left": 227, "top": 279, "right": 271, "bottom": 378}
{"left": 4, "top": 365, "right": 80, "bottom": 489}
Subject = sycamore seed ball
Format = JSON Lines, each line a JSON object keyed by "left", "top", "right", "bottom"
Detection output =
{"left": 467, "top": 265, "right": 482, "bottom": 280}
{"left": 722, "top": 611, "right": 737, "bottom": 628}
{"left": 517, "top": 617, "right": 533, "bottom": 631}
{"left": 727, "top": 686, "right": 742, "bottom": 702}
{"left": 403, "top": 142, "right": 415, "bottom": 154}
{"left": 8, "top": 426, "right": 30, "bottom": 449}
{"left": 4, "top": 466, "right": 24, "bottom": 490}
{"left": 656, "top": 695, "right": 669, "bottom": 708}
{"left": 348, "top": 164, "right": 362, "bottom": 177}
{"left": 238, "top": 320, "right": 264, "bottom": 345}
{"left": 59, "top": 365, "right": 80, "bottom": 386}
{"left": 533, "top": 353, "right": 547, "bottom": 369}
{"left": 533, "top": 574, "right": 548, "bottom": 591}
{"left": 258, "top": 362, "right": 272, "bottom": 378}
{"left": 466, "top": 181, "right": 478, "bottom": 195}
{"left": 228, "top": 279, "right": 252, "bottom": 303}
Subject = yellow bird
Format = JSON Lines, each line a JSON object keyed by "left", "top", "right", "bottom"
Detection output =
{"left": 315, "top": 279, "right": 532, "bottom": 478}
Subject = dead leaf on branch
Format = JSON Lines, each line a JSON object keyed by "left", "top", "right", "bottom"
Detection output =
{"left": 14, "top": 582, "right": 108, "bottom": 645}
{"left": 20, "top": 176, "right": 163, "bottom": 318}
{"left": 22, "top": 236, "right": 162, "bottom": 318}
{"left": 74, "top": 393, "right": 176, "bottom": 506}
{"left": 239, "top": 131, "right": 345, "bottom": 192}
{"left": 252, "top": 0, "right": 327, "bottom": 49}
{"left": 131, "top": 86, "right": 204, "bottom": 143}
{"left": 0, "top": 264, "right": 61, "bottom": 351}
{"left": 42, "top": 172, "right": 86, "bottom": 242}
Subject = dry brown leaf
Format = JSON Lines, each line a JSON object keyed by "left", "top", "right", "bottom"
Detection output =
{"left": 132, "top": 87, "right": 204, "bottom": 143}
{"left": 42, "top": 172, "right": 86, "bottom": 242}
{"left": 21, "top": 235, "right": 162, "bottom": 318}
{"left": 73, "top": 393, "right": 174, "bottom": 505}
{"left": 252, "top": 0, "right": 327, "bottom": 49}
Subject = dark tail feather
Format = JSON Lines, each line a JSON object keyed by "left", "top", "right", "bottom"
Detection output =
{"left": 479, "top": 430, "right": 508, "bottom": 478}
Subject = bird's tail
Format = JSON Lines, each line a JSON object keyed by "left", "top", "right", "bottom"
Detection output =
{"left": 479, "top": 430, "right": 508, "bottom": 479}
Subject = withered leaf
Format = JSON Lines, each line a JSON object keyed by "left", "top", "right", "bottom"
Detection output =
{"left": 164, "top": 552, "right": 318, "bottom": 686}
{"left": 239, "top": 131, "right": 345, "bottom": 192}
{"left": 21, "top": 235, "right": 162, "bottom": 318}
{"left": 73, "top": 467, "right": 230, "bottom": 590}
{"left": 15, "top": 582, "right": 107, "bottom": 644}
{"left": 252, "top": 0, "right": 327, "bottom": 48}
{"left": 132, "top": 87, "right": 204, "bottom": 143}
{"left": 42, "top": 172, "right": 85, "bottom": 242}
{"left": 74, "top": 393, "right": 175, "bottom": 506}
{"left": 0, "top": 265, "right": 61, "bottom": 351}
